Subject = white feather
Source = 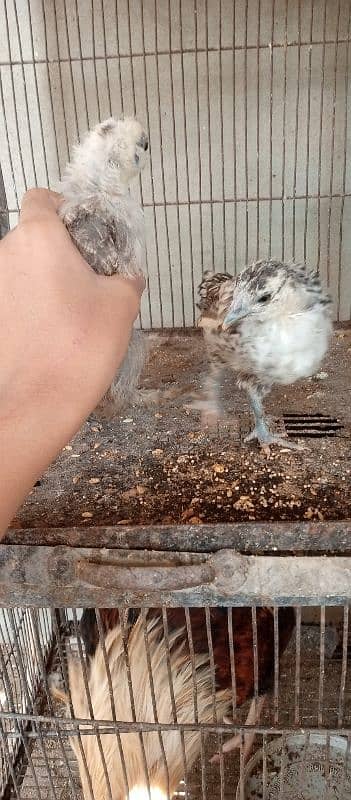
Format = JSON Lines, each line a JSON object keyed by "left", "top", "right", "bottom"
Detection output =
{"left": 64, "top": 618, "right": 232, "bottom": 800}
{"left": 240, "top": 305, "right": 332, "bottom": 385}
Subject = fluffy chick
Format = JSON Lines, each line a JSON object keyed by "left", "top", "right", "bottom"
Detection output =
{"left": 59, "top": 116, "right": 149, "bottom": 418}
{"left": 196, "top": 260, "right": 332, "bottom": 449}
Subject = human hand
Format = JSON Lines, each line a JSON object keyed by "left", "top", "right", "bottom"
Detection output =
{"left": 0, "top": 188, "right": 145, "bottom": 422}
{"left": 0, "top": 188, "right": 145, "bottom": 534}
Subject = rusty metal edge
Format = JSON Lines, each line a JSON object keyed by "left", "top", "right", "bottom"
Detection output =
{"left": 4, "top": 521, "right": 351, "bottom": 553}
{"left": 1, "top": 546, "right": 351, "bottom": 606}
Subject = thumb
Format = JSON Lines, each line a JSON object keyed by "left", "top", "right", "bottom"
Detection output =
{"left": 20, "top": 189, "right": 63, "bottom": 225}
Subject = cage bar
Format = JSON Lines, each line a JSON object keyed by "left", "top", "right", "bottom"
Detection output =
{"left": 1, "top": 0, "right": 350, "bottom": 320}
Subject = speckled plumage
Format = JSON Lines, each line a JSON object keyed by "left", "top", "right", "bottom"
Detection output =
{"left": 196, "top": 260, "right": 333, "bottom": 449}
{"left": 59, "top": 116, "right": 149, "bottom": 417}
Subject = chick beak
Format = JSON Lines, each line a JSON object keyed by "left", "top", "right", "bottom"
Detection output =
{"left": 222, "top": 304, "right": 249, "bottom": 330}
{"left": 138, "top": 133, "right": 149, "bottom": 151}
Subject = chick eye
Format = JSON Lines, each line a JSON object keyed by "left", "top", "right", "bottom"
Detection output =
{"left": 257, "top": 293, "right": 271, "bottom": 303}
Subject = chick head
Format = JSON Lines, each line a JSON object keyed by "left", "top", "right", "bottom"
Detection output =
{"left": 221, "top": 260, "right": 313, "bottom": 329}
{"left": 72, "top": 116, "right": 149, "bottom": 194}
{"left": 97, "top": 116, "right": 148, "bottom": 178}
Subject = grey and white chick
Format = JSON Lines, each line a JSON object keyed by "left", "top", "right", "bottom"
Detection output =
{"left": 196, "top": 260, "right": 332, "bottom": 450}
{"left": 59, "top": 116, "right": 149, "bottom": 418}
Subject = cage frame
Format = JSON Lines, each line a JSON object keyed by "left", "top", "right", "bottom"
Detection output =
{"left": 0, "top": 525, "right": 350, "bottom": 800}
{"left": 2, "top": 522, "right": 351, "bottom": 607}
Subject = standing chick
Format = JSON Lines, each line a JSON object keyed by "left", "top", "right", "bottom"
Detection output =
{"left": 60, "top": 116, "right": 149, "bottom": 417}
{"left": 54, "top": 606, "right": 295, "bottom": 800}
{"left": 196, "top": 260, "right": 332, "bottom": 449}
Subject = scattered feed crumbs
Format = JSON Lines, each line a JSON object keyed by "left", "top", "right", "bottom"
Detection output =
{"left": 12, "top": 333, "right": 351, "bottom": 529}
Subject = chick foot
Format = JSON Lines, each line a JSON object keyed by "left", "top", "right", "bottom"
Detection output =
{"left": 184, "top": 399, "right": 221, "bottom": 429}
{"left": 245, "top": 421, "right": 306, "bottom": 452}
{"left": 245, "top": 386, "right": 306, "bottom": 452}
{"left": 201, "top": 408, "right": 221, "bottom": 428}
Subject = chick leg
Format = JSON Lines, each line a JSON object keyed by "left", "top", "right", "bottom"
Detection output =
{"left": 96, "top": 330, "right": 147, "bottom": 418}
{"left": 186, "top": 364, "right": 224, "bottom": 428}
{"left": 202, "top": 367, "right": 224, "bottom": 427}
{"left": 244, "top": 385, "right": 304, "bottom": 451}
{"left": 210, "top": 695, "right": 266, "bottom": 765}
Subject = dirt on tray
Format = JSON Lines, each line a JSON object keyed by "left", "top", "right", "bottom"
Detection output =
{"left": 11, "top": 328, "right": 351, "bottom": 529}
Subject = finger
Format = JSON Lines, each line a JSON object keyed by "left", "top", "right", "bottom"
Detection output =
{"left": 20, "top": 189, "right": 64, "bottom": 224}
{"left": 130, "top": 272, "right": 146, "bottom": 297}
{"left": 100, "top": 271, "right": 146, "bottom": 300}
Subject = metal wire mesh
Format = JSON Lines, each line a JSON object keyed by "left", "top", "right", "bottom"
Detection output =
{"left": 0, "top": 610, "right": 54, "bottom": 800}
{"left": 0, "top": 605, "right": 349, "bottom": 800}
{"left": 0, "top": 0, "right": 351, "bottom": 324}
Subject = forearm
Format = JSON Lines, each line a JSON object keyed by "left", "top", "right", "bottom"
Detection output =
{"left": 0, "top": 302, "right": 137, "bottom": 538}
{"left": 0, "top": 400, "right": 77, "bottom": 535}
{"left": 0, "top": 189, "right": 144, "bottom": 537}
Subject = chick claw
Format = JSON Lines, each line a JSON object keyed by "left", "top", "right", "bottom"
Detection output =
{"left": 245, "top": 426, "right": 307, "bottom": 453}
{"left": 201, "top": 408, "right": 220, "bottom": 429}
{"left": 184, "top": 399, "right": 221, "bottom": 429}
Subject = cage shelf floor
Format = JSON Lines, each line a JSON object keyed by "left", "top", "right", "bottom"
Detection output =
{"left": 12, "top": 329, "right": 351, "bottom": 530}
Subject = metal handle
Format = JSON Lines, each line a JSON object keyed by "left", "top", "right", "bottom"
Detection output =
{"left": 76, "top": 559, "right": 215, "bottom": 591}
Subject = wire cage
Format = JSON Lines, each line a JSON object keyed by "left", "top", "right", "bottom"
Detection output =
{"left": 0, "top": 539, "right": 350, "bottom": 800}
{"left": 0, "top": 565, "right": 351, "bottom": 800}
{"left": 0, "top": 0, "right": 351, "bottom": 324}
{"left": 1, "top": 1, "right": 351, "bottom": 799}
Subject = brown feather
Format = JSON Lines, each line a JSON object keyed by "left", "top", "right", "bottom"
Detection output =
{"left": 80, "top": 606, "right": 295, "bottom": 706}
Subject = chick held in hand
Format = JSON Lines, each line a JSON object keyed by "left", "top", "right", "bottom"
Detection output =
{"left": 59, "top": 116, "right": 149, "bottom": 418}
{"left": 195, "top": 260, "right": 332, "bottom": 450}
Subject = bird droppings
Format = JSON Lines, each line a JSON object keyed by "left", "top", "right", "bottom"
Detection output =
{"left": 11, "top": 331, "right": 351, "bottom": 530}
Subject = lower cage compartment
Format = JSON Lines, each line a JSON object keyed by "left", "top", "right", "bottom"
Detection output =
{"left": 0, "top": 605, "right": 350, "bottom": 800}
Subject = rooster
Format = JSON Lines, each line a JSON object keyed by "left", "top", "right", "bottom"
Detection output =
{"left": 59, "top": 116, "right": 149, "bottom": 418}
{"left": 194, "top": 260, "right": 332, "bottom": 450}
{"left": 54, "top": 606, "right": 295, "bottom": 800}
